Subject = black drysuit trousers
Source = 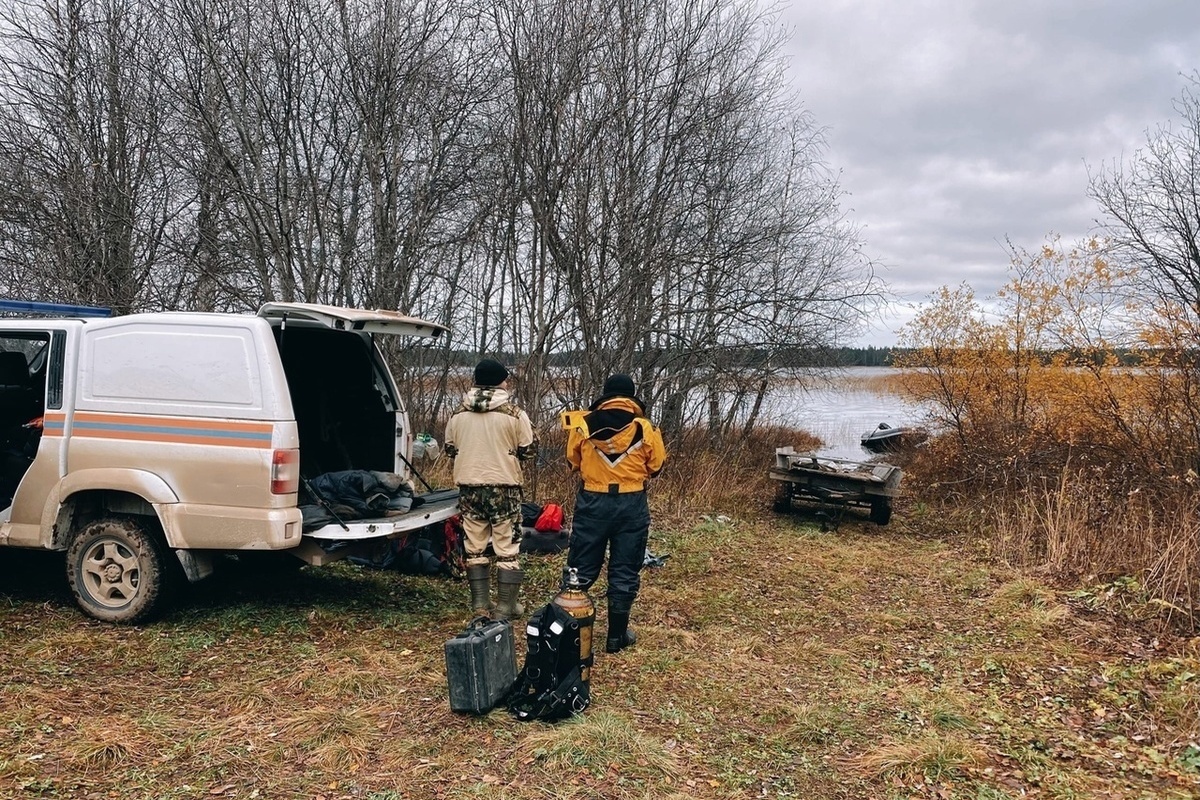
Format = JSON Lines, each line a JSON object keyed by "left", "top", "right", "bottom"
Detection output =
{"left": 565, "top": 490, "right": 650, "bottom": 614}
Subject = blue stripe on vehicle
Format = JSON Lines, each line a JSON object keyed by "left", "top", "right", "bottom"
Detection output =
{"left": 71, "top": 420, "right": 273, "bottom": 442}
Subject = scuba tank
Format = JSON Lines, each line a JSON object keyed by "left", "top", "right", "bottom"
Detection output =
{"left": 553, "top": 567, "right": 595, "bottom": 682}
{"left": 507, "top": 568, "right": 595, "bottom": 720}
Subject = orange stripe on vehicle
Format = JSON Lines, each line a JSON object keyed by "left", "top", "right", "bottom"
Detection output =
{"left": 76, "top": 412, "right": 273, "bottom": 433}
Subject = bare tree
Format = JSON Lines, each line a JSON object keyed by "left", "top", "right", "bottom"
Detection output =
{"left": 1089, "top": 73, "right": 1200, "bottom": 344}
{"left": 0, "top": 0, "right": 881, "bottom": 439}
{"left": 488, "top": 0, "right": 878, "bottom": 436}
{"left": 0, "top": 0, "right": 179, "bottom": 312}
{"left": 1090, "top": 74, "right": 1200, "bottom": 469}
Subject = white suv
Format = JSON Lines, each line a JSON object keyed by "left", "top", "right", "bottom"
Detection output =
{"left": 0, "top": 301, "right": 458, "bottom": 623}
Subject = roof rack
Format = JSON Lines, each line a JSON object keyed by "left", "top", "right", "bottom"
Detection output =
{"left": 0, "top": 300, "right": 113, "bottom": 318}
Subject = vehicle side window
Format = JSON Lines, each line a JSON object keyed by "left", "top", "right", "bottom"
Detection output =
{"left": 47, "top": 331, "right": 65, "bottom": 409}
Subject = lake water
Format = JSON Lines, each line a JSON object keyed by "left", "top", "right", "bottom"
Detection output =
{"left": 752, "top": 367, "right": 929, "bottom": 460}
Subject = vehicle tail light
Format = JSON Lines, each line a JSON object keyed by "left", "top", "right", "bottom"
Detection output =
{"left": 271, "top": 448, "right": 300, "bottom": 495}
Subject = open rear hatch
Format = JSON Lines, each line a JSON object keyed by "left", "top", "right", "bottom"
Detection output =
{"left": 257, "top": 303, "right": 457, "bottom": 547}
{"left": 258, "top": 302, "right": 448, "bottom": 339}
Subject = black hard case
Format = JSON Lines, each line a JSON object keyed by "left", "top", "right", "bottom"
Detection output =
{"left": 444, "top": 616, "right": 518, "bottom": 714}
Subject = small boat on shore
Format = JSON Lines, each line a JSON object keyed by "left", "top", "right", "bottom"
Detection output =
{"left": 860, "top": 422, "right": 909, "bottom": 453}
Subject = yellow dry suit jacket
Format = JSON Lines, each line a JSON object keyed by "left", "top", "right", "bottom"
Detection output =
{"left": 564, "top": 397, "right": 667, "bottom": 494}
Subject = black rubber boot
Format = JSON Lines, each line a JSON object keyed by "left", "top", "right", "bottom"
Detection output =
{"left": 466, "top": 560, "right": 492, "bottom": 616}
{"left": 495, "top": 566, "right": 525, "bottom": 620}
{"left": 605, "top": 611, "right": 636, "bottom": 653}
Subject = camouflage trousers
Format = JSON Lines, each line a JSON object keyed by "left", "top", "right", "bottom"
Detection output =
{"left": 458, "top": 484, "right": 523, "bottom": 562}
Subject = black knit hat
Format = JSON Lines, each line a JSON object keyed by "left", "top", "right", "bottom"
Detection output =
{"left": 590, "top": 372, "right": 644, "bottom": 411}
{"left": 602, "top": 373, "right": 636, "bottom": 398}
{"left": 473, "top": 358, "right": 509, "bottom": 387}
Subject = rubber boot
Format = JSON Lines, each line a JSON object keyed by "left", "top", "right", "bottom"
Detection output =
{"left": 494, "top": 567, "right": 525, "bottom": 620}
{"left": 466, "top": 559, "right": 492, "bottom": 616}
{"left": 606, "top": 611, "right": 636, "bottom": 653}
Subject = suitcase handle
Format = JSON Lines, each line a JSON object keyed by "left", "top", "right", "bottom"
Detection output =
{"left": 467, "top": 615, "right": 493, "bottom": 630}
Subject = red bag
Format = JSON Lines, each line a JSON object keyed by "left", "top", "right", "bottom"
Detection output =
{"left": 533, "top": 503, "right": 564, "bottom": 532}
{"left": 440, "top": 514, "right": 467, "bottom": 577}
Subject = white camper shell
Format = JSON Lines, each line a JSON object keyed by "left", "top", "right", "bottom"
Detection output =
{"left": 0, "top": 302, "right": 458, "bottom": 623}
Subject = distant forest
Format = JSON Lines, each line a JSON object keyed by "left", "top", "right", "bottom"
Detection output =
{"left": 445, "top": 346, "right": 902, "bottom": 370}
{"left": 439, "top": 345, "right": 1171, "bottom": 374}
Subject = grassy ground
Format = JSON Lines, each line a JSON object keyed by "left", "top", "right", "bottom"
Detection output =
{"left": 2, "top": 498, "right": 1200, "bottom": 799}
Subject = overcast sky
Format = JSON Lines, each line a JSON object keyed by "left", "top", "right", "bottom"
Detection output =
{"left": 782, "top": 0, "right": 1200, "bottom": 347}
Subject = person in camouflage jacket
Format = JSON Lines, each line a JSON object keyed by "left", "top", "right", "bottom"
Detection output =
{"left": 444, "top": 358, "right": 536, "bottom": 619}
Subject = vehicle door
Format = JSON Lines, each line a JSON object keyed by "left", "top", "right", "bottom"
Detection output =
{"left": 0, "top": 328, "right": 63, "bottom": 532}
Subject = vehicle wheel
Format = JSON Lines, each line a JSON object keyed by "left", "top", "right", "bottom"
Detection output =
{"left": 772, "top": 485, "right": 793, "bottom": 513}
{"left": 869, "top": 497, "right": 893, "bottom": 526}
{"left": 66, "top": 517, "right": 169, "bottom": 624}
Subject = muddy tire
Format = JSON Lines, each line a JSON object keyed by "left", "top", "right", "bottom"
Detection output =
{"left": 66, "top": 517, "right": 170, "bottom": 624}
{"left": 869, "top": 497, "right": 893, "bottom": 526}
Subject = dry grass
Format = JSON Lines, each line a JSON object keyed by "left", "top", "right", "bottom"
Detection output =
{"left": 893, "top": 396, "right": 1200, "bottom": 631}
{"left": 423, "top": 422, "right": 821, "bottom": 529}
{"left": 518, "top": 709, "right": 680, "bottom": 779}
{"left": 840, "top": 369, "right": 910, "bottom": 396}
{"left": 970, "top": 469, "right": 1200, "bottom": 629}
{"left": 853, "top": 734, "right": 987, "bottom": 781}
{"left": 3, "top": 425, "right": 1200, "bottom": 799}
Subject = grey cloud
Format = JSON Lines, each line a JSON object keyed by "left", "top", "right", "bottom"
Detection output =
{"left": 785, "top": 1, "right": 1200, "bottom": 345}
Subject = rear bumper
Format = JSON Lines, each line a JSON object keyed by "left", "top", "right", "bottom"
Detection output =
{"left": 158, "top": 503, "right": 304, "bottom": 549}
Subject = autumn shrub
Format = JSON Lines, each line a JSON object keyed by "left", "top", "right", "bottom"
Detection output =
{"left": 896, "top": 238, "right": 1200, "bottom": 622}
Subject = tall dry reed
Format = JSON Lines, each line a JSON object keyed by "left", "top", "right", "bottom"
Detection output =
{"left": 987, "top": 468, "right": 1200, "bottom": 627}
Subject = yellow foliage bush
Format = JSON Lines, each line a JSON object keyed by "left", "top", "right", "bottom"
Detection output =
{"left": 895, "top": 236, "right": 1200, "bottom": 624}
